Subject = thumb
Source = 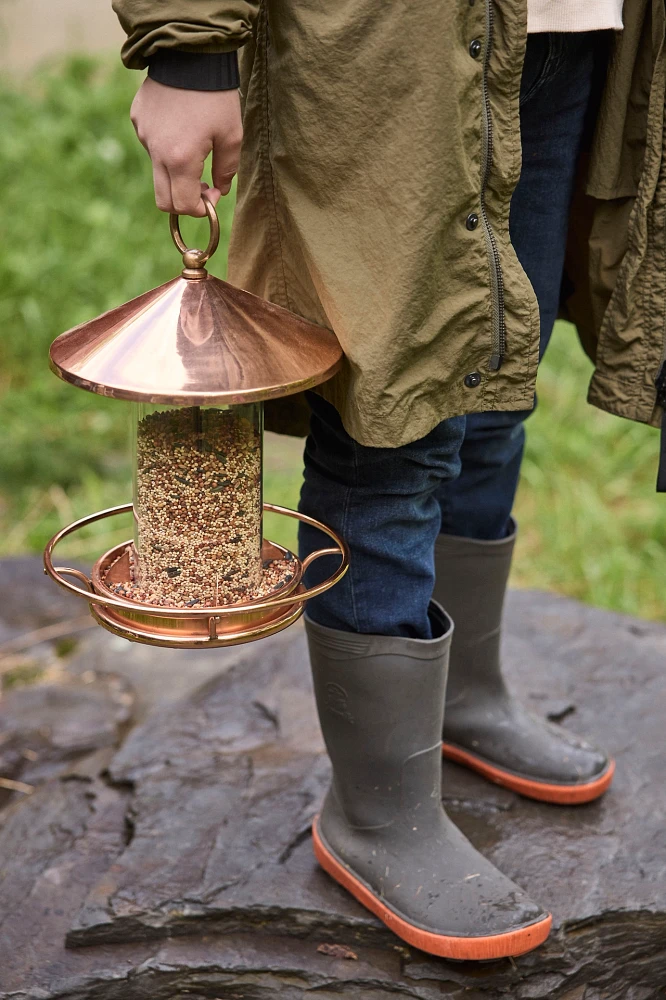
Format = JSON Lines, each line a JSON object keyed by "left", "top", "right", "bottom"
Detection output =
{"left": 212, "top": 133, "right": 241, "bottom": 195}
{"left": 200, "top": 182, "right": 221, "bottom": 208}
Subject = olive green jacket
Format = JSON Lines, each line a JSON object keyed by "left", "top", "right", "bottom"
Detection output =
{"left": 114, "top": 0, "right": 666, "bottom": 447}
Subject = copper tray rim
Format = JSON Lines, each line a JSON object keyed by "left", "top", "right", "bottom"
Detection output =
{"left": 91, "top": 537, "right": 303, "bottom": 613}
{"left": 43, "top": 502, "right": 349, "bottom": 622}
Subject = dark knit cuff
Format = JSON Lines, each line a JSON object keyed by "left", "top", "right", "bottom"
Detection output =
{"left": 147, "top": 50, "right": 240, "bottom": 91}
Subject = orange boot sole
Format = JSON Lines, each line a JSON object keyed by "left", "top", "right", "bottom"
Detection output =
{"left": 441, "top": 743, "right": 615, "bottom": 805}
{"left": 312, "top": 817, "right": 552, "bottom": 960}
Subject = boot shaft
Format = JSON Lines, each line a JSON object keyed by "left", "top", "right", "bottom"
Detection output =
{"left": 433, "top": 524, "right": 515, "bottom": 703}
{"left": 305, "top": 604, "right": 452, "bottom": 828}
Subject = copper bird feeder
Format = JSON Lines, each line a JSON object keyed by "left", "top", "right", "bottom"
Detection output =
{"left": 44, "top": 201, "right": 348, "bottom": 647}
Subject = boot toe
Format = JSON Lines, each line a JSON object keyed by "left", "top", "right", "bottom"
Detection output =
{"left": 443, "top": 700, "right": 613, "bottom": 800}
{"left": 440, "top": 872, "right": 548, "bottom": 940}
{"left": 315, "top": 809, "right": 551, "bottom": 959}
{"left": 432, "top": 826, "right": 548, "bottom": 939}
{"left": 550, "top": 725, "right": 610, "bottom": 782}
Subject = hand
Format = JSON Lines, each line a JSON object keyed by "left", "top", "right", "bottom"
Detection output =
{"left": 130, "top": 77, "right": 242, "bottom": 217}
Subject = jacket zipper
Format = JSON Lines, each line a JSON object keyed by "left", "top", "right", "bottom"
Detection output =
{"left": 480, "top": 0, "right": 506, "bottom": 371}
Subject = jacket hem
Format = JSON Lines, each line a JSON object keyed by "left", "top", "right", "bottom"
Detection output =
{"left": 587, "top": 370, "right": 661, "bottom": 429}
{"left": 315, "top": 381, "right": 537, "bottom": 449}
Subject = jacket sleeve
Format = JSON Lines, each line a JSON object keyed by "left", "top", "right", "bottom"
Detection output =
{"left": 112, "top": 0, "right": 259, "bottom": 70}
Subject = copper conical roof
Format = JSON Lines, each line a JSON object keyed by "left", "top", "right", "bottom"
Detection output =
{"left": 50, "top": 205, "right": 342, "bottom": 405}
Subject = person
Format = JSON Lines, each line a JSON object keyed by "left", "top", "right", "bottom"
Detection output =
{"left": 114, "top": 0, "right": 666, "bottom": 961}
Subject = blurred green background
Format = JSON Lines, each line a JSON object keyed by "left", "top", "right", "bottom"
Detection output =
{"left": 1, "top": 58, "right": 665, "bottom": 619}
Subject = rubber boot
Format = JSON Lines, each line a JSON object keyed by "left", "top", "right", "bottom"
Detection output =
{"left": 305, "top": 604, "right": 552, "bottom": 960}
{"left": 434, "top": 524, "right": 614, "bottom": 805}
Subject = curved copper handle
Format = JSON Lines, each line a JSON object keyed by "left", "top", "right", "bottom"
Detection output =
{"left": 54, "top": 567, "right": 94, "bottom": 592}
{"left": 301, "top": 548, "right": 342, "bottom": 573}
{"left": 169, "top": 195, "right": 220, "bottom": 276}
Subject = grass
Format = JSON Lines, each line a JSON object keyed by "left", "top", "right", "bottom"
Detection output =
{"left": 0, "top": 57, "right": 664, "bottom": 620}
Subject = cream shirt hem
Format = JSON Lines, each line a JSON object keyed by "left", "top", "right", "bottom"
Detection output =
{"left": 527, "top": 0, "right": 623, "bottom": 33}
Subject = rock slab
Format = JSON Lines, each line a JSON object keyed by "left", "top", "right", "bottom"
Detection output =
{"left": 0, "top": 564, "right": 665, "bottom": 1000}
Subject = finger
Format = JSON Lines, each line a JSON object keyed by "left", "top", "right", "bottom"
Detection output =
{"left": 212, "top": 167, "right": 236, "bottom": 196}
{"left": 167, "top": 156, "right": 208, "bottom": 217}
{"left": 215, "top": 173, "right": 235, "bottom": 197}
{"left": 212, "top": 134, "right": 240, "bottom": 196}
{"left": 152, "top": 162, "right": 174, "bottom": 213}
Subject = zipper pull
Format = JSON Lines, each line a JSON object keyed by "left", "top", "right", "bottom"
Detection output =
{"left": 655, "top": 363, "right": 666, "bottom": 492}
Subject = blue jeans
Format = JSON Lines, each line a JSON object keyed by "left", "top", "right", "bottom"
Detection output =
{"left": 299, "top": 32, "right": 600, "bottom": 639}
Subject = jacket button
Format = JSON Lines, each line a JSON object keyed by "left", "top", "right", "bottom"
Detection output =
{"left": 464, "top": 372, "right": 482, "bottom": 388}
{"left": 466, "top": 213, "right": 479, "bottom": 231}
{"left": 469, "top": 38, "right": 482, "bottom": 58}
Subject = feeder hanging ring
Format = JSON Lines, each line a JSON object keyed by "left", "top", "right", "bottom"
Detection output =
{"left": 169, "top": 196, "right": 220, "bottom": 277}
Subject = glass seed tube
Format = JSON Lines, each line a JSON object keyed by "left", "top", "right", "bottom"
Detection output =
{"left": 131, "top": 401, "right": 263, "bottom": 607}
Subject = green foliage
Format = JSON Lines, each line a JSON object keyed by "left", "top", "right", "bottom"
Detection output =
{"left": 515, "top": 326, "right": 666, "bottom": 619}
{"left": 0, "top": 57, "right": 664, "bottom": 619}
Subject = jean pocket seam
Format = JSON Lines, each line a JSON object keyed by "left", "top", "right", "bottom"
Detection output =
{"left": 519, "top": 35, "right": 556, "bottom": 108}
